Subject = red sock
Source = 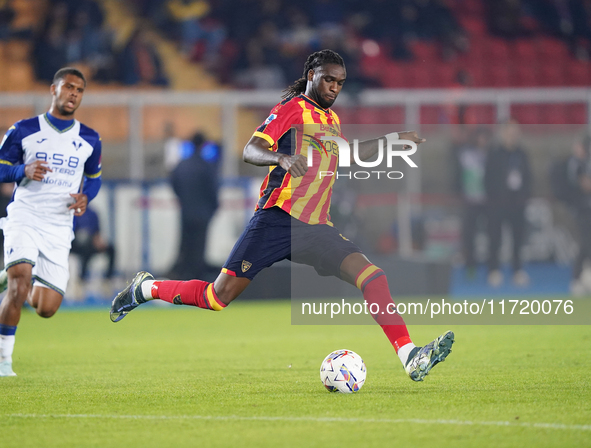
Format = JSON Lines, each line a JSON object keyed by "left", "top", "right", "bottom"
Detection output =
{"left": 355, "top": 264, "right": 411, "bottom": 352}
{"left": 151, "top": 280, "right": 226, "bottom": 311}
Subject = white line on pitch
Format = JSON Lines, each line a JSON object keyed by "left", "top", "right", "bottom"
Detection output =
{"left": 4, "top": 414, "right": 591, "bottom": 431}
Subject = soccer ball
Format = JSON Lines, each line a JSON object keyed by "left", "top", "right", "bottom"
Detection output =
{"left": 320, "top": 349, "right": 366, "bottom": 393}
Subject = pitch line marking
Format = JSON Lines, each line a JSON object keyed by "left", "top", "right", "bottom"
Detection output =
{"left": 4, "top": 414, "right": 591, "bottom": 431}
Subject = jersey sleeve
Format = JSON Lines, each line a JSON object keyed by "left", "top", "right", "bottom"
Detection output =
{"left": 0, "top": 123, "right": 24, "bottom": 166}
{"left": 84, "top": 135, "right": 102, "bottom": 179}
{"left": 252, "top": 101, "right": 302, "bottom": 149}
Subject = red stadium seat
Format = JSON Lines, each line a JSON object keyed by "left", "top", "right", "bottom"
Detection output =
{"left": 538, "top": 64, "right": 565, "bottom": 86}
{"left": 409, "top": 41, "right": 440, "bottom": 62}
{"left": 512, "top": 64, "right": 540, "bottom": 87}
{"left": 404, "top": 61, "right": 433, "bottom": 88}
{"left": 565, "top": 61, "right": 590, "bottom": 86}
{"left": 462, "top": 105, "right": 496, "bottom": 124}
{"left": 381, "top": 62, "right": 409, "bottom": 88}
{"left": 537, "top": 37, "right": 570, "bottom": 59}
{"left": 511, "top": 105, "right": 540, "bottom": 124}
{"left": 510, "top": 40, "right": 538, "bottom": 65}
{"left": 539, "top": 104, "right": 568, "bottom": 124}
{"left": 486, "top": 65, "right": 512, "bottom": 87}
{"left": 459, "top": 16, "right": 487, "bottom": 35}
{"left": 486, "top": 39, "right": 510, "bottom": 61}
{"left": 565, "top": 104, "right": 587, "bottom": 124}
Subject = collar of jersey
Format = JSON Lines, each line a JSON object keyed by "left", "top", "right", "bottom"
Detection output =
{"left": 299, "top": 94, "right": 330, "bottom": 114}
{"left": 44, "top": 113, "right": 75, "bottom": 133}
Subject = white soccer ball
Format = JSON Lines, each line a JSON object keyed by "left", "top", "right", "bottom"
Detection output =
{"left": 320, "top": 349, "right": 366, "bottom": 393}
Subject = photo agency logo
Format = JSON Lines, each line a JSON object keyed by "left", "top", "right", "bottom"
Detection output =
{"left": 304, "top": 132, "right": 418, "bottom": 180}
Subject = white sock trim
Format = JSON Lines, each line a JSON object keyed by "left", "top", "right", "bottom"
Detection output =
{"left": 0, "top": 335, "right": 16, "bottom": 363}
{"left": 141, "top": 280, "right": 156, "bottom": 301}
{"left": 397, "top": 342, "right": 416, "bottom": 366}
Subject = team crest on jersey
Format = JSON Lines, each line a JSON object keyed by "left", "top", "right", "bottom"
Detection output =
{"left": 241, "top": 260, "right": 252, "bottom": 273}
{"left": 264, "top": 114, "right": 277, "bottom": 125}
{"left": 72, "top": 140, "right": 82, "bottom": 151}
{"left": 172, "top": 294, "right": 183, "bottom": 305}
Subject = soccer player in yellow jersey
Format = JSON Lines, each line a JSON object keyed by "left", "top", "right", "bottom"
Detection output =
{"left": 111, "top": 50, "right": 454, "bottom": 381}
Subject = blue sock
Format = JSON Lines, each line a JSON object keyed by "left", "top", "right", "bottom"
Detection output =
{"left": 0, "top": 324, "right": 17, "bottom": 336}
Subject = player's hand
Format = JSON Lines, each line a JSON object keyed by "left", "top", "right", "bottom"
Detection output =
{"left": 25, "top": 160, "right": 52, "bottom": 181}
{"left": 69, "top": 193, "right": 88, "bottom": 216}
{"left": 279, "top": 154, "right": 308, "bottom": 178}
{"left": 398, "top": 131, "right": 426, "bottom": 148}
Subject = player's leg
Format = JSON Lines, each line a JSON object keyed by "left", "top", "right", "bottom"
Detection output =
{"left": 0, "top": 263, "right": 33, "bottom": 376}
{"left": 29, "top": 286, "right": 63, "bottom": 318}
{"left": 339, "top": 252, "right": 454, "bottom": 381}
{"left": 110, "top": 207, "right": 291, "bottom": 322}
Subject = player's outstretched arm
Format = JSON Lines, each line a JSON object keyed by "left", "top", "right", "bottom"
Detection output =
{"left": 352, "top": 131, "right": 426, "bottom": 165}
{"left": 243, "top": 135, "right": 308, "bottom": 178}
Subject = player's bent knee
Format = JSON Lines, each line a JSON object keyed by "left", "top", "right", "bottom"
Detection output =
{"left": 37, "top": 306, "right": 58, "bottom": 318}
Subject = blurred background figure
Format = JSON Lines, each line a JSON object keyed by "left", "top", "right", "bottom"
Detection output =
{"left": 565, "top": 135, "right": 591, "bottom": 295}
{"left": 71, "top": 206, "right": 116, "bottom": 296}
{"left": 168, "top": 132, "right": 221, "bottom": 280}
{"left": 452, "top": 127, "right": 491, "bottom": 278}
{"left": 485, "top": 119, "right": 532, "bottom": 287}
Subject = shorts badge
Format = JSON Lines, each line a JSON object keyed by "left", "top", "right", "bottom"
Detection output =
{"left": 172, "top": 294, "right": 183, "bottom": 305}
{"left": 241, "top": 260, "right": 252, "bottom": 273}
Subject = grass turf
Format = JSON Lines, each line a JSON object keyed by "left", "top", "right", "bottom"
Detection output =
{"left": 1, "top": 299, "right": 590, "bottom": 448}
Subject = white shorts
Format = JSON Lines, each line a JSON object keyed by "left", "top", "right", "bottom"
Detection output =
{"left": 2, "top": 222, "right": 72, "bottom": 296}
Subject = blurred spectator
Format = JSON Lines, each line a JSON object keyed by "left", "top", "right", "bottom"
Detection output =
{"left": 453, "top": 127, "right": 491, "bottom": 277}
{"left": 168, "top": 132, "right": 221, "bottom": 280}
{"left": 234, "top": 40, "right": 286, "bottom": 89}
{"left": 118, "top": 27, "right": 169, "bottom": 86}
{"left": 485, "top": 120, "right": 532, "bottom": 287}
{"left": 485, "top": 0, "right": 529, "bottom": 38}
{"left": 163, "top": 122, "right": 185, "bottom": 173}
{"left": 71, "top": 206, "right": 116, "bottom": 284}
{"left": 167, "top": 0, "right": 226, "bottom": 64}
{"left": 0, "top": 0, "right": 15, "bottom": 40}
{"left": 34, "top": 1, "right": 69, "bottom": 82}
{"left": 565, "top": 135, "right": 591, "bottom": 295}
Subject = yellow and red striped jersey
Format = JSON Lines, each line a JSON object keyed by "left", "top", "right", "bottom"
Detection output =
{"left": 252, "top": 94, "right": 344, "bottom": 226}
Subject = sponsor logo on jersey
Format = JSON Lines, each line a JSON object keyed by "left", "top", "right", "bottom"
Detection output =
{"left": 36, "top": 138, "right": 47, "bottom": 144}
{"left": 264, "top": 114, "right": 277, "bottom": 125}
{"left": 241, "top": 260, "right": 252, "bottom": 273}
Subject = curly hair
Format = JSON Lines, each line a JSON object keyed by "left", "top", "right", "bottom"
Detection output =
{"left": 282, "top": 49, "right": 345, "bottom": 100}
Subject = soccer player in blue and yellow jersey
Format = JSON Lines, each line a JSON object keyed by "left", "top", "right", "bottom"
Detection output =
{"left": 0, "top": 68, "right": 102, "bottom": 376}
{"left": 111, "top": 50, "right": 454, "bottom": 382}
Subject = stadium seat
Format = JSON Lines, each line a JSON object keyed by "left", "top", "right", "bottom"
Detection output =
{"left": 421, "top": 105, "right": 445, "bottom": 124}
{"left": 486, "top": 65, "right": 512, "bottom": 87}
{"left": 486, "top": 39, "right": 510, "bottom": 62}
{"left": 511, "top": 104, "right": 540, "bottom": 124}
{"left": 565, "top": 61, "right": 590, "bottom": 86}
{"left": 462, "top": 105, "right": 496, "bottom": 125}
{"left": 537, "top": 37, "right": 570, "bottom": 59}
{"left": 381, "top": 62, "right": 409, "bottom": 88}
{"left": 510, "top": 40, "right": 539, "bottom": 65}
{"left": 459, "top": 16, "right": 487, "bottom": 35}
{"left": 428, "top": 63, "right": 458, "bottom": 88}
{"left": 565, "top": 104, "right": 587, "bottom": 124}
{"left": 538, "top": 64, "right": 566, "bottom": 86}
{"left": 539, "top": 104, "right": 568, "bottom": 124}
{"left": 409, "top": 41, "right": 440, "bottom": 62}
{"left": 512, "top": 64, "right": 540, "bottom": 87}
{"left": 402, "top": 61, "right": 432, "bottom": 88}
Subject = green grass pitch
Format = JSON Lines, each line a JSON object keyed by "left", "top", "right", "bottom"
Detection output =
{"left": 1, "top": 299, "right": 590, "bottom": 448}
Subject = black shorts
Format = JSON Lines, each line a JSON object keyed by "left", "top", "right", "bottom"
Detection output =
{"left": 222, "top": 207, "right": 361, "bottom": 280}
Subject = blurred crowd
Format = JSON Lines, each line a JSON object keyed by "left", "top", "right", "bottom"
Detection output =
{"left": 452, "top": 121, "right": 591, "bottom": 294}
{"left": 0, "top": 0, "right": 169, "bottom": 86}
{"left": 3, "top": 0, "right": 591, "bottom": 89}
{"left": 132, "top": 0, "right": 467, "bottom": 89}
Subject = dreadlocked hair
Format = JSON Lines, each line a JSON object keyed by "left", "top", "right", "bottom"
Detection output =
{"left": 282, "top": 49, "right": 345, "bottom": 100}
